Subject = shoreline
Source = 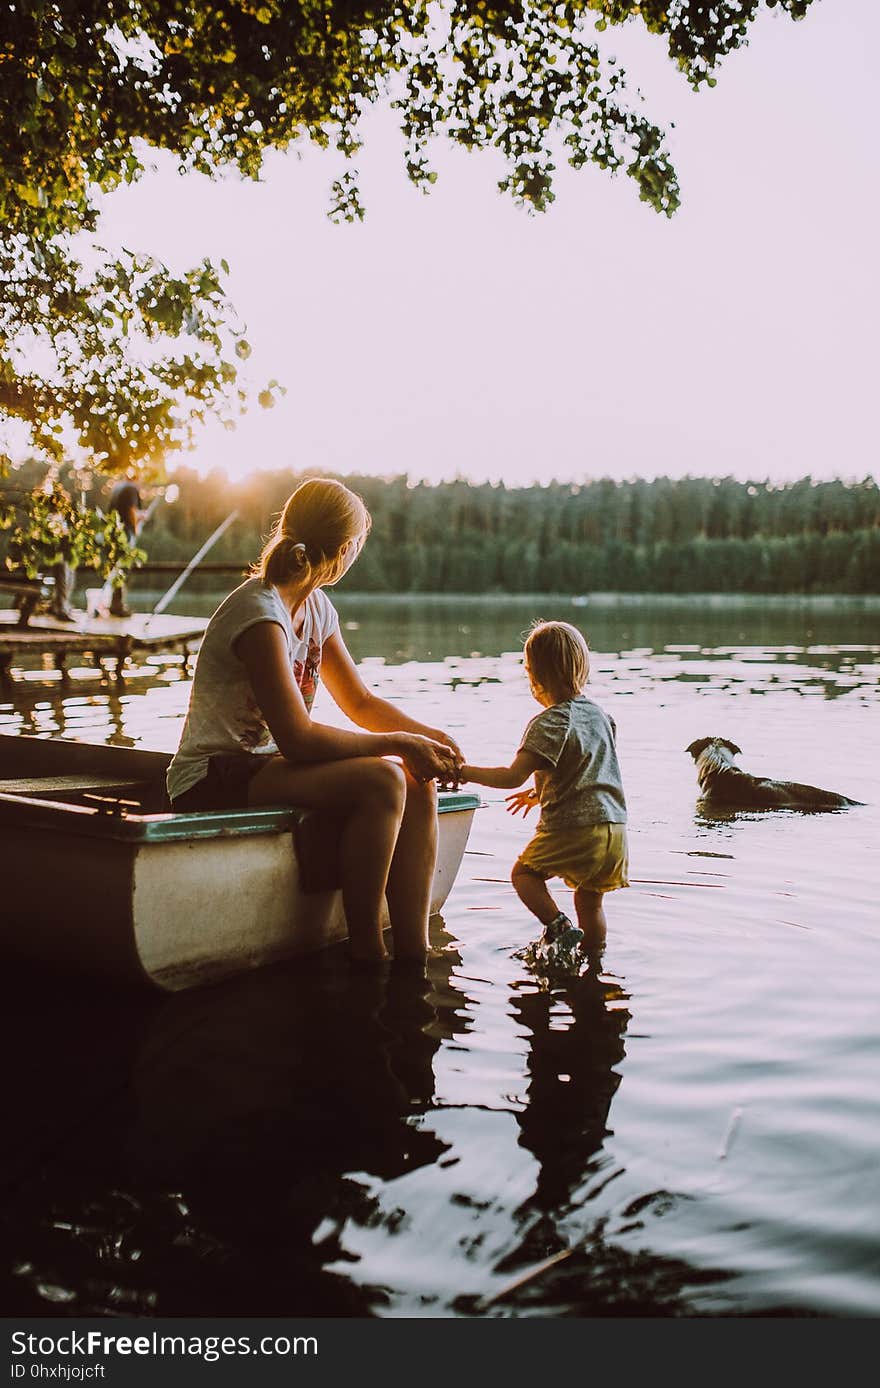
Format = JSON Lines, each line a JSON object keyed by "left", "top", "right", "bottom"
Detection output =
{"left": 310, "top": 590, "right": 880, "bottom": 611}
{"left": 8, "top": 589, "right": 877, "bottom": 616}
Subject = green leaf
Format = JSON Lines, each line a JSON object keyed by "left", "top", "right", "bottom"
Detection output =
{"left": 15, "top": 183, "right": 42, "bottom": 208}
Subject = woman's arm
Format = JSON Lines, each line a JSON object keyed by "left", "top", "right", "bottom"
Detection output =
{"left": 462, "top": 749, "right": 548, "bottom": 790}
{"left": 321, "top": 631, "right": 462, "bottom": 758}
{"left": 237, "top": 624, "right": 457, "bottom": 781}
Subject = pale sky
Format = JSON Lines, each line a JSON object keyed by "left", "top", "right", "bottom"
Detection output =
{"left": 98, "top": 0, "right": 878, "bottom": 488}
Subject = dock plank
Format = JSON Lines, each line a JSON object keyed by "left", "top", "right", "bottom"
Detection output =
{"left": 0, "top": 609, "right": 207, "bottom": 644}
{"left": 0, "top": 774, "right": 142, "bottom": 794}
{"left": 0, "top": 610, "right": 207, "bottom": 682}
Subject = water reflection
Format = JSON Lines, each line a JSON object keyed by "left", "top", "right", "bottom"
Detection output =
{"left": 0, "top": 687, "right": 141, "bottom": 745}
{"left": 131, "top": 944, "right": 462, "bottom": 1193}
{"left": 333, "top": 597, "right": 880, "bottom": 673}
{"left": 512, "top": 966, "right": 630, "bottom": 1216}
{"left": 450, "top": 967, "right": 724, "bottom": 1317}
{"left": 2, "top": 924, "right": 473, "bottom": 1316}
{"left": 0, "top": 923, "right": 718, "bottom": 1318}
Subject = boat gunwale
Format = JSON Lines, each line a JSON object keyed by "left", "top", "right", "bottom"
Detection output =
{"left": 0, "top": 787, "right": 481, "bottom": 843}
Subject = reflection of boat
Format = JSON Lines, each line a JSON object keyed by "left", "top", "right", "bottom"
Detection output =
{"left": 0, "top": 734, "right": 479, "bottom": 992}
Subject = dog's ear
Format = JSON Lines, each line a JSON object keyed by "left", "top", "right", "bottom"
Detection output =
{"left": 685, "top": 738, "right": 713, "bottom": 759}
{"left": 719, "top": 739, "right": 742, "bottom": 757}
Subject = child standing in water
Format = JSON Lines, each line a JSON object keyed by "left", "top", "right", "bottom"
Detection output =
{"left": 462, "top": 621, "right": 628, "bottom": 966}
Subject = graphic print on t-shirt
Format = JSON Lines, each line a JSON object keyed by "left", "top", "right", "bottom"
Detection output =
{"left": 294, "top": 637, "right": 322, "bottom": 712}
{"left": 236, "top": 693, "right": 272, "bottom": 752}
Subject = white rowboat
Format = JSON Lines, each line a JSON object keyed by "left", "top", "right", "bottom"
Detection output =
{"left": 0, "top": 734, "right": 479, "bottom": 991}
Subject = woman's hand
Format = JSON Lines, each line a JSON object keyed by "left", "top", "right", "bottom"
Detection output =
{"left": 429, "top": 728, "right": 463, "bottom": 763}
{"left": 425, "top": 730, "right": 463, "bottom": 789}
{"left": 400, "top": 735, "right": 462, "bottom": 786}
{"left": 506, "top": 787, "right": 539, "bottom": 817}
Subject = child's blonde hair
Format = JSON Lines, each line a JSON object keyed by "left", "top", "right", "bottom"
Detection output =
{"left": 255, "top": 478, "right": 371, "bottom": 588}
{"left": 524, "top": 620, "right": 590, "bottom": 699}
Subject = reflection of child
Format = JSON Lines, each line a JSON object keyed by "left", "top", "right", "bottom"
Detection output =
{"left": 462, "top": 621, "right": 628, "bottom": 960}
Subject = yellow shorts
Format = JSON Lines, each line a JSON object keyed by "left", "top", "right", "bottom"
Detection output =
{"left": 516, "top": 822, "right": 629, "bottom": 893}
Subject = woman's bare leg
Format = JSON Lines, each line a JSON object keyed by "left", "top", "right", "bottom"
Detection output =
{"left": 573, "top": 887, "right": 607, "bottom": 951}
{"left": 247, "top": 755, "right": 405, "bottom": 961}
{"left": 384, "top": 773, "right": 438, "bottom": 959}
{"left": 511, "top": 864, "right": 562, "bottom": 927}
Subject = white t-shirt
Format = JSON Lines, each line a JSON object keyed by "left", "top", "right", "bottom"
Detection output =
{"left": 166, "top": 578, "right": 339, "bottom": 801}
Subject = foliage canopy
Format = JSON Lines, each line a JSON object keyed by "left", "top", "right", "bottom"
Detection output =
{"left": 1, "top": 0, "right": 815, "bottom": 476}
{"left": 1, "top": 480, "right": 144, "bottom": 581}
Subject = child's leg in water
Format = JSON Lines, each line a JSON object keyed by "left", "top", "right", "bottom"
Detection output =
{"left": 511, "top": 863, "right": 584, "bottom": 973}
{"left": 574, "top": 887, "right": 607, "bottom": 952}
{"left": 510, "top": 862, "right": 563, "bottom": 926}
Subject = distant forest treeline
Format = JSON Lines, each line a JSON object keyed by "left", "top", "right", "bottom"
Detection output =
{"left": 6, "top": 466, "right": 880, "bottom": 594}
{"left": 139, "top": 470, "right": 880, "bottom": 595}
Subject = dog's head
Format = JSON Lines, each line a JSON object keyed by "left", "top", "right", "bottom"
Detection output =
{"left": 685, "top": 736, "right": 742, "bottom": 761}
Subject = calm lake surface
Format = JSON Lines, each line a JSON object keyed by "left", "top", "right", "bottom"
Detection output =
{"left": 1, "top": 595, "right": 878, "bottom": 1317}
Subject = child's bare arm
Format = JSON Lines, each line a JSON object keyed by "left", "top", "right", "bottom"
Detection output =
{"left": 461, "top": 749, "right": 547, "bottom": 790}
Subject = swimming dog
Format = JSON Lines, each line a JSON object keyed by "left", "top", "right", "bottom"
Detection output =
{"left": 685, "top": 737, "right": 862, "bottom": 811}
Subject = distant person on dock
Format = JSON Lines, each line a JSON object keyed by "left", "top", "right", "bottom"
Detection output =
{"left": 166, "top": 477, "right": 463, "bottom": 965}
{"left": 460, "top": 621, "right": 628, "bottom": 966}
{"left": 106, "top": 472, "right": 147, "bottom": 618}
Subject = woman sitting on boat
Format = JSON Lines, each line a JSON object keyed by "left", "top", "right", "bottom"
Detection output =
{"left": 166, "top": 477, "right": 463, "bottom": 963}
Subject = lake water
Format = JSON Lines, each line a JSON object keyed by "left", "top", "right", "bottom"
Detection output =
{"left": 1, "top": 596, "right": 878, "bottom": 1317}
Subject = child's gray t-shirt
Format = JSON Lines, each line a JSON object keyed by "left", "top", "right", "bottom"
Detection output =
{"left": 518, "top": 695, "right": 626, "bottom": 830}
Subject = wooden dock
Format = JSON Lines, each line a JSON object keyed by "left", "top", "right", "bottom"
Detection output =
{"left": 0, "top": 610, "right": 207, "bottom": 685}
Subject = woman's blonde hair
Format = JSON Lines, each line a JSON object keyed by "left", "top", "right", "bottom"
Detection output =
{"left": 523, "top": 620, "right": 590, "bottom": 699}
{"left": 255, "top": 478, "right": 371, "bottom": 588}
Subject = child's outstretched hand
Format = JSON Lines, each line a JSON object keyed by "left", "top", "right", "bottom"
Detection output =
{"left": 506, "top": 787, "right": 539, "bottom": 817}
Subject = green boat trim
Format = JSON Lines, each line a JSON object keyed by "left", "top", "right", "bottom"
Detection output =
{"left": 0, "top": 788, "right": 482, "bottom": 844}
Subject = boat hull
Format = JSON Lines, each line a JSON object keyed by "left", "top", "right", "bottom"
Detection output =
{"left": 0, "top": 735, "right": 478, "bottom": 990}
